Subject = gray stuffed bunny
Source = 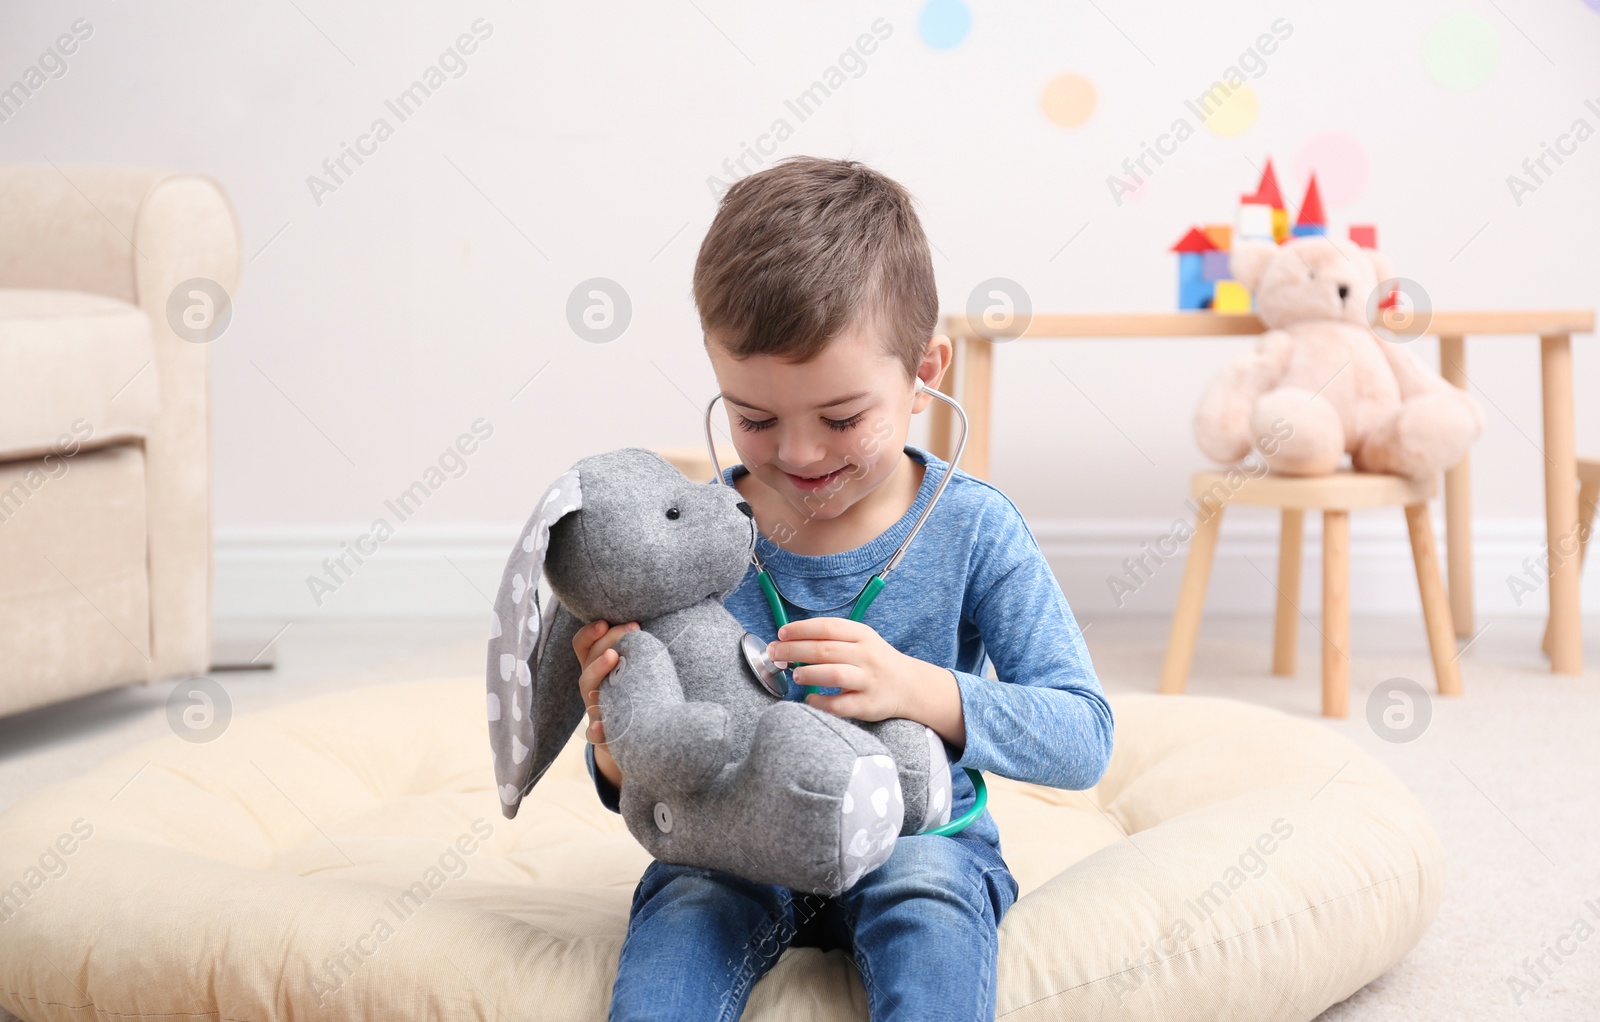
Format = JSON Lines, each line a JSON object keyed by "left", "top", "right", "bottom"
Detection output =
{"left": 485, "top": 447, "right": 953, "bottom": 896}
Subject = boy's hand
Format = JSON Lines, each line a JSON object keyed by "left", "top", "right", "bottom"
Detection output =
{"left": 767, "top": 617, "right": 932, "bottom": 723}
{"left": 573, "top": 619, "right": 639, "bottom": 787}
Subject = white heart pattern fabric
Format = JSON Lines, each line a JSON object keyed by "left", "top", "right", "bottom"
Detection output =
{"left": 485, "top": 466, "right": 583, "bottom": 819}
{"left": 839, "top": 754, "right": 904, "bottom": 891}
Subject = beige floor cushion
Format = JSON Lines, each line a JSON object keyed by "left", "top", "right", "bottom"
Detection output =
{"left": 0, "top": 676, "right": 1443, "bottom": 1020}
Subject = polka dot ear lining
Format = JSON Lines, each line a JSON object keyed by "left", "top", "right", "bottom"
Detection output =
{"left": 485, "top": 465, "right": 583, "bottom": 819}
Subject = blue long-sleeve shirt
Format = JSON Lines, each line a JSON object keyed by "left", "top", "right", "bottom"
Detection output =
{"left": 585, "top": 441, "right": 1114, "bottom": 857}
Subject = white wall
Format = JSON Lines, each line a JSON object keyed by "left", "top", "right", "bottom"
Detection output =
{"left": 2, "top": 0, "right": 1596, "bottom": 623}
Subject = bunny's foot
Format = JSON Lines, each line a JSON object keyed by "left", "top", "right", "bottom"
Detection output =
{"left": 744, "top": 701, "right": 905, "bottom": 896}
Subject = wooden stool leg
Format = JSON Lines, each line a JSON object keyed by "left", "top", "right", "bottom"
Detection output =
{"left": 1405, "top": 503, "right": 1464, "bottom": 697}
{"left": 1542, "top": 477, "right": 1598, "bottom": 653}
{"left": 1160, "top": 505, "right": 1226, "bottom": 695}
{"left": 1273, "top": 509, "right": 1304, "bottom": 676}
{"left": 1321, "top": 510, "right": 1350, "bottom": 718}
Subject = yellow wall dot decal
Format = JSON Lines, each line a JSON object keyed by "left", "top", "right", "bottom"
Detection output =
{"left": 1202, "top": 83, "right": 1258, "bottom": 137}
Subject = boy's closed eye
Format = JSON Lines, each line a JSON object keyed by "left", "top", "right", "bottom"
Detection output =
{"left": 736, "top": 412, "right": 865, "bottom": 434}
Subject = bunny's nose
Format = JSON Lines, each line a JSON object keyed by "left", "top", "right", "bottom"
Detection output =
{"left": 735, "top": 501, "right": 753, "bottom": 519}
{"left": 1337, "top": 285, "right": 1350, "bottom": 301}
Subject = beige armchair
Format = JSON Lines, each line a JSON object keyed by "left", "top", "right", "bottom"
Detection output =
{"left": 0, "top": 165, "right": 240, "bottom": 717}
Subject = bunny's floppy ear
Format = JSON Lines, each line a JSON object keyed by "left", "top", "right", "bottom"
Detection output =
{"left": 486, "top": 463, "right": 589, "bottom": 819}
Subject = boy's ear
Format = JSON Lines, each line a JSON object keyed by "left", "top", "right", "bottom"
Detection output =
{"left": 912, "top": 334, "right": 952, "bottom": 413}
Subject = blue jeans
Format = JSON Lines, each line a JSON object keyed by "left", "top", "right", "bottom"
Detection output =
{"left": 607, "top": 829, "right": 1019, "bottom": 1021}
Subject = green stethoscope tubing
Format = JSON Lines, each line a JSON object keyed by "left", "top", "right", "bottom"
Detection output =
{"left": 759, "top": 570, "right": 986, "bottom": 838}
{"left": 706, "top": 380, "right": 988, "bottom": 839}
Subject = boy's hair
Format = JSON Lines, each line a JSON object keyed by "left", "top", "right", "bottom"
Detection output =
{"left": 693, "top": 156, "right": 937, "bottom": 383}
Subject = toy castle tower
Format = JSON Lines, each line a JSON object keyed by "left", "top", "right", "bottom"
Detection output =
{"left": 1170, "top": 158, "right": 1382, "bottom": 314}
{"left": 1291, "top": 173, "right": 1327, "bottom": 238}
{"left": 1238, "top": 157, "right": 1287, "bottom": 244}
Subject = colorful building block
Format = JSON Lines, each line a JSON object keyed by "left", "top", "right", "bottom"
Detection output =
{"left": 1349, "top": 224, "right": 1378, "bottom": 248}
{"left": 1172, "top": 227, "right": 1219, "bottom": 308}
{"left": 1272, "top": 207, "right": 1290, "bottom": 243}
{"left": 1177, "top": 252, "right": 1215, "bottom": 309}
{"left": 1295, "top": 173, "right": 1326, "bottom": 231}
{"left": 1237, "top": 203, "right": 1274, "bottom": 240}
{"left": 1202, "top": 250, "right": 1232, "bottom": 282}
{"left": 1241, "top": 158, "right": 1285, "bottom": 209}
{"left": 1171, "top": 227, "right": 1217, "bottom": 253}
{"left": 1202, "top": 224, "right": 1232, "bottom": 251}
{"left": 1213, "top": 279, "right": 1252, "bottom": 313}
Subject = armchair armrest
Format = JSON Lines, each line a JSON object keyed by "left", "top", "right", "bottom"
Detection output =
{"left": 0, "top": 164, "right": 242, "bottom": 680}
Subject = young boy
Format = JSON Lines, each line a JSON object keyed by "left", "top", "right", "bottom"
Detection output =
{"left": 577, "top": 156, "right": 1113, "bottom": 1021}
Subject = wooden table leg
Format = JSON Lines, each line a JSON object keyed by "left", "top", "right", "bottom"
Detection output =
{"left": 1438, "top": 334, "right": 1474, "bottom": 637}
{"left": 927, "top": 337, "right": 959, "bottom": 465}
{"left": 1273, "top": 508, "right": 1303, "bottom": 676}
{"left": 1160, "top": 503, "right": 1225, "bottom": 695}
{"left": 1542, "top": 477, "right": 1597, "bottom": 653}
{"left": 1322, "top": 510, "right": 1350, "bottom": 718}
{"left": 1583, "top": 479, "right": 1600, "bottom": 567}
{"left": 1541, "top": 333, "right": 1582, "bottom": 674}
{"left": 1405, "top": 503, "right": 1464, "bottom": 697}
{"left": 961, "top": 335, "right": 993, "bottom": 480}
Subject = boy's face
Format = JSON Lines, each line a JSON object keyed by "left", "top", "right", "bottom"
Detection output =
{"left": 706, "top": 317, "right": 947, "bottom": 521}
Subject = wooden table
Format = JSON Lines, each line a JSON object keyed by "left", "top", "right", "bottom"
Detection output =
{"left": 932, "top": 310, "right": 1596, "bottom": 674}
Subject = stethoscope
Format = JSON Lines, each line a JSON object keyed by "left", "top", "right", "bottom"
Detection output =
{"left": 703, "top": 378, "right": 988, "bottom": 838}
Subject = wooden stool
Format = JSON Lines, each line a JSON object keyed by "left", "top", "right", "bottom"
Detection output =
{"left": 1541, "top": 457, "right": 1600, "bottom": 654}
{"left": 1159, "top": 470, "right": 1464, "bottom": 718}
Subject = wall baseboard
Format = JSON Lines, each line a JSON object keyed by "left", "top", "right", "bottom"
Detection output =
{"left": 214, "top": 516, "right": 1593, "bottom": 622}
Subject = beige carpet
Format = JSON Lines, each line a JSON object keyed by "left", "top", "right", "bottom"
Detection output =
{"left": 1087, "top": 614, "right": 1600, "bottom": 1021}
{"left": 1, "top": 614, "right": 1596, "bottom": 1020}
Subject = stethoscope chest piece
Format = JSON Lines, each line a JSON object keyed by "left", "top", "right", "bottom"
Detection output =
{"left": 741, "top": 631, "right": 791, "bottom": 698}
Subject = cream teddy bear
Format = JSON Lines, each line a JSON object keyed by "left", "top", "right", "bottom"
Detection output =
{"left": 1194, "top": 235, "right": 1483, "bottom": 479}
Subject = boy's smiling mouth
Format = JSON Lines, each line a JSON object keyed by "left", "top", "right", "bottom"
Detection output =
{"left": 784, "top": 467, "right": 846, "bottom": 490}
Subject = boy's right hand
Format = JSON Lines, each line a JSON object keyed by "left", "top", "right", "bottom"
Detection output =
{"left": 574, "top": 619, "right": 639, "bottom": 788}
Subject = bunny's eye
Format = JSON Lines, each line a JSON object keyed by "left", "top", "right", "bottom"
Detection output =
{"left": 665, "top": 507, "right": 680, "bottom": 520}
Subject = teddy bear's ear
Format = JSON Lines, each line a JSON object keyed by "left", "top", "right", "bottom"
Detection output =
{"left": 485, "top": 463, "right": 587, "bottom": 819}
{"left": 1363, "top": 247, "right": 1396, "bottom": 291}
{"left": 1229, "top": 241, "right": 1278, "bottom": 293}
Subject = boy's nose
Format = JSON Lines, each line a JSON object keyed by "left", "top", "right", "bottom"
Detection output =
{"left": 735, "top": 501, "right": 753, "bottom": 518}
